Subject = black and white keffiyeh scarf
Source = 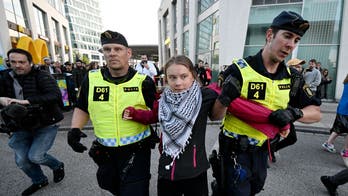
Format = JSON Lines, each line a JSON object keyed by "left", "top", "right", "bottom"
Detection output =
{"left": 159, "top": 80, "right": 202, "bottom": 160}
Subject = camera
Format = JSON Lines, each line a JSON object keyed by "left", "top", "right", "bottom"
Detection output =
{"left": 0, "top": 104, "right": 43, "bottom": 134}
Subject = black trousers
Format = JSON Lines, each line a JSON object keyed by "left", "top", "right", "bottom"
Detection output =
{"left": 96, "top": 146, "right": 151, "bottom": 196}
{"left": 331, "top": 168, "right": 348, "bottom": 186}
{"left": 157, "top": 171, "right": 208, "bottom": 196}
{"left": 219, "top": 133, "right": 268, "bottom": 196}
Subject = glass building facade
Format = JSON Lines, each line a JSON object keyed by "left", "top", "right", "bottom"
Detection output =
{"left": 64, "top": 0, "right": 103, "bottom": 63}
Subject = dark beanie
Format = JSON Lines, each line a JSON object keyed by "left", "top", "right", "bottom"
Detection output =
{"left": 271, "top": 11, "right": 309, "bottom": 36}
{"left": 100, "top": 30, "right": 128, "bottom": 47}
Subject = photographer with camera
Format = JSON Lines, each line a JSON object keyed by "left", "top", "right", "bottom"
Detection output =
{"left": 0, "top": 48, "right": 64, "bottom": 195}
{"left": 135, "top": 54, "right": 157, "bottom": 80}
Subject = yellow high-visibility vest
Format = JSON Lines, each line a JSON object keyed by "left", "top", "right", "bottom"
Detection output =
{"left": 223, "top": 59, "right": 291, "bottom": 146}
{"left": 88, "top": 69, "right": 150, "bottom": 146}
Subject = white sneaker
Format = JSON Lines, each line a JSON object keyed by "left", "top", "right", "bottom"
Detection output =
{"left": 322, "top": 142, "right": 336, "bottom": 153}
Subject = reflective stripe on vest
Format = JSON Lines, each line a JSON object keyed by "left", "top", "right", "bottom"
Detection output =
{"left": 88, "top": 69, "right": 150, "bottom": 146}
{"left": 223, "top": 59, "right": 291, "bottom": 146}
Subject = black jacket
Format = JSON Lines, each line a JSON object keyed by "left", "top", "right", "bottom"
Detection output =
{"left": 0, "top": 67, "right": 64, "bottom": 130}
{"left": 72, "top": 67, "right": 87, "bottom": 89}
{"left": 158, "top": 88, "right": 218, "bottom": 180}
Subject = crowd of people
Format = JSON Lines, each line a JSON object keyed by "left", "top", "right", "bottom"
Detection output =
{"left": 286, "top": 57, "right": 333, "bottom": 100}
{"left": 195, "top": 59, "right": 212, "bottom": 86}
{"left": 0, "top": 10, "right": 347, "bottom": 196}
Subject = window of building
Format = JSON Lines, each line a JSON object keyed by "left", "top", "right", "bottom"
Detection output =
{"left": 197, "top": 16, "right": 213, "bottom": 54}
{"left": 196, "top": 12, "right": 219, "bottom": 77}
{"left": 197, "top": 12, "right": 219, "bottom": 56}
{"left": 52, "top": 18, "right": 60, "bottom": 42}
{"left": 173, "top": 2, "right": 177, "bottom": 34}
{"left": 63, "top": 26, "right": 69, "bottom": 45}
{"left": 91, "top": 55, "right": 99, "bottom": 60}
{"left": 298, "top": 0, "right": 343, "bottom": 99}
{"left": 183, "top": 31, "right": 189, "bottom": 56}
{"left": 198, "top": 0, "right": 217, "bottom": 14}
{"left": 252, "top": 0, "right": 302, "bottom": 5}
{"left": 4, "top": 0, "right": 27, "bottom": 27}
{"left": 183, "top": 0, "right": 189, "bottom": 26}
{"left": 174, "top": 38, "right": 178, "bottom": 56}
{"left": 33, "top": 6, "right": 48, "bottom": 37}
{"left": 197, "top": 11, "right": 219, "bottom": 76}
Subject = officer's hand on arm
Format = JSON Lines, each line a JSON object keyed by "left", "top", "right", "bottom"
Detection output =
{"left": 0, "top": 97, "right": 11, "bottom": 106}
{"left": 217, "top": 75, "right": 241, "bottom": 107}
{"left": 268, "top": 106, "right": 303, "bottom": 127}
{"left": 9, "top": 98, "right": 30, "bottom": 105}
{"left": 68, "top": 128, "right": 87, "bottom": 153}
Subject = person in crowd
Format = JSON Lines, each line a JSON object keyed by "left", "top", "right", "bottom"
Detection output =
{"left": 87, "top": 61, "right": 99, "bottom": 71}
{"left": 204, "top": 62, "right": 212, "bottom": 86}
{"left": 53, "top": 61, "right": 62, "bottom": 74}
{"left": 196, "top": 59, "right": 207, "bottom": 85}
{"left": 62, "top": 61, "right": 76, "bottom": 107}
{"left": 321, "top": 168, "right": 348, "bottom": 196}
{"left": 67, "top": 30, "right": 157, "bottom": 196}
{"left": 315, "top": 61, "right": 324, "bottom": 98}
{"left": 316, "top": 61, "right": 323, "bottom": 72}
{"left": 72, "top": 59, "right": 87, "bottom": 90}
{"left": 212, "top": 11, "right": 321, "bottom": 195}
{"left": 122, "top": 55, "right": 223, "bottom": 196}
{"left": 287, "top": 58, "right": 305, "bottom": 73}
{"left": 41, "top": 57, "right": 54, "bottom": 74}
{"left": 320, "top": 68, "right": 332, "bottom": 99}
{"left": 322, "top": 74, "right": 348, "bottom": 166}
{"left": 303, "top": 59, "right": 322, "bottom": 96}
{"left": 153, "top": 61, "right": 162, "bottom": 86}
{"left": 0, "top": 48, "right": 64, "bottom": 195}
{"left": 135, "top": 54, "right": 157, "bottom": 80}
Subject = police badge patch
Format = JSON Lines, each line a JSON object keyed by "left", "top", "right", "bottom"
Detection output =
{"left": 93, "top": 86, "right": 109, "bottom": 101}
{"left": 247, "top": 82, "right": 266, "bottom": 100}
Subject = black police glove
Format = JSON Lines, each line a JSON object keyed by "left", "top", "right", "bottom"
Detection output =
{"left": 217, "top": 75, "right": 241, "bottom": 107}
{"left": 68, "top": 128, "right": 87, "bottom": 153}
{"left": 269, "top": 106, "right": 303, "bottom": 127}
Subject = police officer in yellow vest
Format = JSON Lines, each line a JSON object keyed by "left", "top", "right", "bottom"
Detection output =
{"left": 67, "top": 30, "right": 157, "bottom": 196}
{"left": 213, "top": 11, "right": 321, "bottom": 195}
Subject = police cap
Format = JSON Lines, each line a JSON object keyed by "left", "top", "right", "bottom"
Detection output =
{"left": 100, "top": 30, "right": 128, "bottom": 47}
{"left": 271, "top": 11, "right": 309, "bottom": 36}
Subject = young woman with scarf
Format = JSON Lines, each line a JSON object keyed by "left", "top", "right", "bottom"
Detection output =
{"left": 122, "top": 55, "right": 223, "bottom": 196}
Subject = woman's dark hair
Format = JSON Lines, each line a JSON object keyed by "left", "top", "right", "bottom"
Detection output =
{"left": 7, "top": 48, "right": 33, "bottom": 63}
{"left": 164, "top": 55, "right": 199, "bottom": 82}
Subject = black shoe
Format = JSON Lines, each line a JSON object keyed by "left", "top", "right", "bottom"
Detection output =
{"left": 320, "top": 176, "right": 338, "bottom": 196}
{"left": 53, "top": 163, "right": 65, "bottom": 183}
{"left": 270, "top": 150, "right": 276, "bottom": 163}
{"left": 22, "top": 181, "right": 48, "bottom": 196}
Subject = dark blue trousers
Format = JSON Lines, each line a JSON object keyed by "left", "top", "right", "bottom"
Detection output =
{"left": 225, "top": 148, "right": 268, "bottom": 196}
{"left": 96, "top": 146, "right": 151, "bottom": 196}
